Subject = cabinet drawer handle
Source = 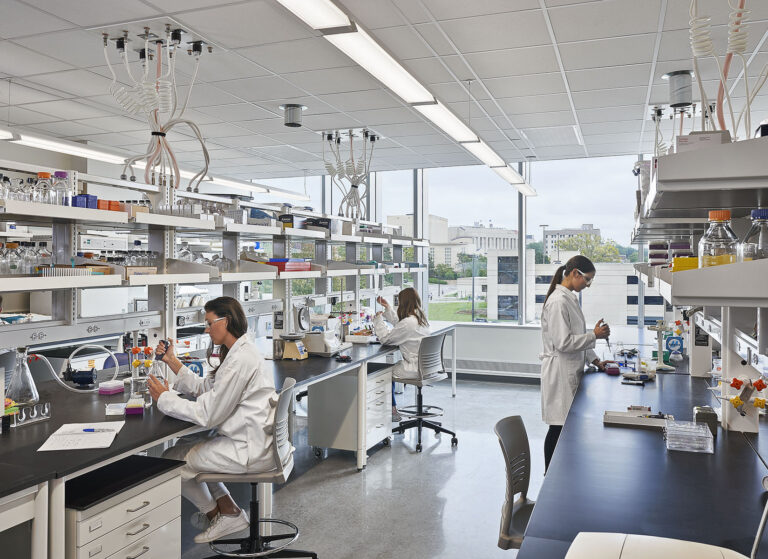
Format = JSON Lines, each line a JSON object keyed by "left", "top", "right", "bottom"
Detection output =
{"left": 126, "top": 523, "right": 150, "bottom": 536}
{"left": 88, "top": 545, "right": 102, "bottom": 557}
{"left": 126, "top": 501, "right": 150, "bottom": 513}
{"left": 375, "top": 423, "right": 384, "bottom": 429}
{"left": 375, "top": 390, "right": 384, "bottom": 395}
{"left": 126, "top": 546, "right": 150, "bottom": 559}
{"left": 375, "top": 402, "right": 384, "bottom": 406}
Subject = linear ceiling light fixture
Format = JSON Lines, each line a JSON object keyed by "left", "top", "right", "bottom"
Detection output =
{"left": 493, "top": 166, "right": 536, "bottom": 196}
{"left": 275, "top": 0, "right": 536, "bottom": 196}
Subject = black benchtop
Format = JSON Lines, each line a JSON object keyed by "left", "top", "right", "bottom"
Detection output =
{"left": 519, "top": 372, "right": 768, "bottom": 558}
{"left": 0, "top": 341, "right": 403, "bottom": 500}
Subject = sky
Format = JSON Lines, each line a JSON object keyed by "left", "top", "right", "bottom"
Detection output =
{"left": 258, "top": 154, "right": 641, "bottom": 246}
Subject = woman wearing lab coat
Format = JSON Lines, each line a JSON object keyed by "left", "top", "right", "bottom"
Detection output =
{"left": 373, "top": 287, "right": 431, "bottom": 420}
{"left": 147, "top": 296, "right": 276, "bottom": 544}
{"left": 540, "top": 255, "right": 610, "bottom": 472}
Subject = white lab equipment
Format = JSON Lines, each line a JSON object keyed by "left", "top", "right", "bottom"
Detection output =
{"left": 564, "top": 532, "right": 749, "bottom": 559}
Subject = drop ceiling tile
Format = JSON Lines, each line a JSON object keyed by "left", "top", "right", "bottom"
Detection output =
{"left": 583, "top": 132, "right": 643, "bottom": 146}
{"left": 1, "top": 81, "right": 68, "bottom": 105}
{"left": 238, "top": 118, "right": 300, "bottom": 135}
{"left": 496, "top": 93, "right": 572, "bottom": 115}
{"left": 409, "top": 23, "right": 464, "bottom": 57}
{"left": 200, "top": 122, "right": 253, "bottom": 139}
{"left": 436, "top": 10, "right": 551, "bottom": 53}
{"left": 463, "top": 46, "right": 561, "bottom": 78}
{"left": 485, "top": 73, "right": 566, "bottom": 98}
{"left": 571, "top": 86, "right": 647, "bottom": 109}
{"left": 238, "top": 38, "right": 353, "bottom": 74}
{"left": 177, "top": 52, "right": 271, "bottom": 83}
{"left": 318, "top": 89, "right": 402, "bottom": 113}
{"left": 22, "top": 0, "right": 159, "bottom": 27}
{"left": 0, "top": 1, "right": 74, "bottom": 39}
{"left": 299, "top": 113, "right": 362, "bottom": 132}
{"left": 421, "top": 0, "right": 539, "bottom": 20}
{"left": 215, "top": 134, "right": 282, "bottom": 149}
{"left": 284, "top": 67, "right": 382, "bottom": 96}
{"left": 580, "top": 120, "right": 644, "bottom": 135}
{"left": 20, "top": 98, "right": 112, "bottom": 120}
{"left": 577, "top": 105, "right": 645, "bottom": 123}
{"left": 395, "top": 134, "right": 452, "bottom": 147}
{"left": 567, "top": 64, "right": 652, "bottom": 92}
{"left": 549, "top": 0, "right": 662, "bottom": 43}
{"left": 207, "top": 148, "right": 253, "bottom": 160}
{"left": 143, "top": 0, "right": 243, "bottom": 13}
{"left": 30, "top": 120, "right": 108, "bottom": 138}
{"left": 175, "top": 2, "right": 314, "bottom": 49}
{"left": 559, "top": 34, "right": 657, "bottom": 71}
{"left": 0, "top": 41, "right": 73, "bottom": 76}
{"left": 23, "top": 69, "right": 115, "bottom": 98}
{"left": 214, "top": 76, "right": 306, "bottom": 103}
{"left": 14, "top": 30, "right": 111, "bottom": 69}
{"left": 176, "top": 83, "right": 242, "bottom": 108}
{"left": 172, "top": 108, "right": 222, "bottom": 125}
{"left": 663, "top": 0, "right": 768, "bottom": 31}
{"left": 73, "top": 115, "right": 148, "bottom": 132}
{"left": 369, "top": 26, "right": 435, "bottom": 61}
{"left": 509, "top": 111, "right": 576, "bottom": 128}
{"left": 372, "top": 122, "right": 437, "bottom": 137}
{"left": 197, "top": 103, "right": 276, "bottom": 122}
{"left": 403, "top": 57, "right": 455, "bottom": 85}
{"left": 341, "top": 0, "right": 420, "bottom": 29}
{"left": 417, "top": 144, "right": 466, "bottom": 155}
{"left": 347, "top": 107, "right": 421, "bottom": 126}
{"left": 4, "top": 106, "right": 58, "bottom": 125}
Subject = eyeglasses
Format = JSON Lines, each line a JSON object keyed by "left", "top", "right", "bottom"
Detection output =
{"left": 204, "top": 317, "right": 227, "bottom": 329}
{"left": 576, "top": 269, "right": 594, "bottom": 286}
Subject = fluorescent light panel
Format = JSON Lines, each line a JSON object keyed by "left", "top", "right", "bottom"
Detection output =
{"left": 275, "top": 0, "right": 350, "bottom": 29}
{"left": 414, "top": 102, "right": 477, "bottom": 143}
{"left": 462, "top": 140, "right": 505, "bottom": 168}
{"left": 325, "top": 28, "right": 433, "bottom": 104}
{"left": 493, "top": 166, "right": 537, "bottom": 197}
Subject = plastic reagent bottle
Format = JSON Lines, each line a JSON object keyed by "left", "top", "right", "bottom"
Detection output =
{"left": 698, "top": 210, "right": 739, "bottom": 268}
{"left": 740, "top": 208, "right": 768, "bottom": 262}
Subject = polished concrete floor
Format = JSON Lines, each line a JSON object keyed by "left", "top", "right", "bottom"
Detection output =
{"left": 182, "top": 379, "right": 544, "bottom": 559}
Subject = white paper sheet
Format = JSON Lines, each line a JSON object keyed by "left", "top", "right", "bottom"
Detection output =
{"left": 38, "top": 421, "right": 126, "bottom": 452}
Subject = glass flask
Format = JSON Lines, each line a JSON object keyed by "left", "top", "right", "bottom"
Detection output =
{"left": 698, "top": 210, "right": 739, "bottom": 268}
{"left": 6, "top": 347, "right": 39, "bottom": 406}
{"left": 740, "top": 208, "right": 768, "bottom": 262}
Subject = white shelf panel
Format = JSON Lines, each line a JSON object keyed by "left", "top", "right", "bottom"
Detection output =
{"left": 0, "top": 230, "right": 32, "bottom": 238}
{"left": 390, "top": 238, "right": 412, "bottom": 246}
{"left": 671, "top": 260, "right": 768, "bottom": 307}
{"left": 325, "top": 268, "right": 359, "bottom": 277}
{"left": 0, "top": 200, "right": 128, "bottom": 224}
{"left": 635, "top": 263, "right": 672, "bottom": 304}
{"left": 224, "top": 223, "right": 283, "bottom": 236}
{"left": 278, "top": 270, "right": 322, "bottom": 279}
{"left": 126, "top": 273, "right": 209, "bottom": 286}
{"left": 362, "top": 235, "right": 388, "bottom": 244}
{"left": 329, "top": 234, "right": 363, "bottom": 243}
{"left": 412, "top": 239, "right": 429, "bottom": 247}
{"left": 0, "top": 274, "right": 122, "bottom": 292}
{"left": 280, "top": 228, "right": 326, "bottom": 239}
{"left": 220, "top": 271, "right": 278, "bottom": 282}
{"left": 359, "top": 268, "right": 385, "bottom": 276}
{"left": 132, "top": 212, "right": 216, "bottom": 230}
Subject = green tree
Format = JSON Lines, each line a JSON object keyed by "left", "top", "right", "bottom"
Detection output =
{"left": 616, "top": 244, "right": 639, "bottom": 263}
{"left": 457, "top": 253, "right": 487, "bottom": 277}
{"left": 433, "top": 263, "right": 457, "bottom": 280}
{"left": 527, "top": 241, "right": 549, "bottom": 264}
{"left": 557, "top": 234, "right": 621, "bottom": 263}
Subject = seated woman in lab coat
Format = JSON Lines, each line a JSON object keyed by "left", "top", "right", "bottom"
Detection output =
{"left": 540, "top": 255, "right": 610, "bottom": 473}
{"left": 373, "top": 287, "right": 431, "bottom": 420}
{"left": 147, "top": 296, "right": 276, "bottom": 545}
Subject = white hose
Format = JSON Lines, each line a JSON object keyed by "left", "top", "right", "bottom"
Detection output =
{"left": 31, "top": 344, "right": 119, "bottom": 394}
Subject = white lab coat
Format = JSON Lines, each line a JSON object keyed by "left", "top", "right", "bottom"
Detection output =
{"left": 158, "top": 334, "right": 278, "bottom": 475}
{"left": 540, "top": 284, "right": 599, "bottom": 426}
{"left": 373, "top": 306, "right": 431, "bottom": 379}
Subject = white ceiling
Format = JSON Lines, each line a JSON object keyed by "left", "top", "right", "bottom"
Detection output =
{"left": 0, "top": 0, "right": 767, "bottom": 179}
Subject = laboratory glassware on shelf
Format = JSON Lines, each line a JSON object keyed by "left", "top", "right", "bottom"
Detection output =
{"left": 740, "top": 209, "right": 768, "bottom": 262}
{"left": 34, "top": 172, "right": 53, "bottom": 204}
{"left": 6, "top": 347, "right": 40, "bottom": 406}
{"left": 698, "top": 210, "right": 739, "bottom": 268}
{"left": 51, "top": 171, "right": 71, "bottom": 206}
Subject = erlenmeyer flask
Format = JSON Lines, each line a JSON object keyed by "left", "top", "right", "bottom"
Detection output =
{"left": 6, "top": 347, "right": 39, "bottom": 405}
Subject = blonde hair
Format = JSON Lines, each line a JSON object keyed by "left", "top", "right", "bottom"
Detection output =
{"left": 397, "top": 287, "right": 428, "bottom": 327}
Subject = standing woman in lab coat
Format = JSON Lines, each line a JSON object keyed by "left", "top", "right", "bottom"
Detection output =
{"left": 540, "top": 255, "right": 610, "bottom": 472}
{"left": 147, "top": 296, "right": 277, "bottom": 544}
{"left": 373, "top": 287, "right": 431, "bottom": 420}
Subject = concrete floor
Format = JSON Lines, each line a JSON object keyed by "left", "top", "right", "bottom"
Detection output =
{"left": 182, "top": 379, "right": 545, "bottom": 559}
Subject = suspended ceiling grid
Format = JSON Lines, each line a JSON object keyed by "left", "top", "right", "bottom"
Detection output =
{"left": 0, "top": 0, "right": 767, "bottom": 180}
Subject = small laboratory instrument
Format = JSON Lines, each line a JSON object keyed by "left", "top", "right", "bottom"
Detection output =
{"left": 281, "top": 333, "right": 308, "bottom": 361}
{"left": 604, "top": 363, "right": 621, "bottom": 376}
{"left": 699, "top": 210, "right": 739, "bottom": 267}
{"left": 603, "top": 406, "right": 673, "bottom": 430}
{"left": 648, "top": 320, "right": 675, "bottom": 372}
{"left": 740, "top": 208, "right": 768, "bottom": 261}
{"left": 664, "top": 420, "right": 714, "bottom": 453}
{"left": 304, "top": 317, "right": 351, "bottom": 357}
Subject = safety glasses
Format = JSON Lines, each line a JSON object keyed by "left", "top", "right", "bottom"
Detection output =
{"left": 204, "top": 316, "right": 227, "bottom": 329}
{"left": 576, "top": 269, "right": 594, "bottom": 286}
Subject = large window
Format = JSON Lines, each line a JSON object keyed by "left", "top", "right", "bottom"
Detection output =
{"left": 498, "top": 256, "right": 519, "bottom": 284}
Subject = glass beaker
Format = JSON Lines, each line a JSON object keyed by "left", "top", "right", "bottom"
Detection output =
{"left": 6, "top": 347, "right": 39, "bottom": 406}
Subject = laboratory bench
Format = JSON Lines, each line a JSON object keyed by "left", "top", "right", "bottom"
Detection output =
{"left": 518, "top": 370, "right": 768, "bottom": 558}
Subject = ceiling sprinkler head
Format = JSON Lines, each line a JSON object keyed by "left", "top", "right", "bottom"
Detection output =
{"left": 279, "top": 104, "right": 307, "bottom": 128}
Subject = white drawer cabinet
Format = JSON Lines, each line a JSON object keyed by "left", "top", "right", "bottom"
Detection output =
{"left": 66, "top": 462, "right": 182, "bottom": 559}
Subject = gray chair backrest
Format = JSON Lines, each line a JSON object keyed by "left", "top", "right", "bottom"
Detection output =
{"left": 417, "top": 332, "right": 446, "bottom": 381}
{"left": 494, "top": 416, "right": 530, "bottom": 502}
{"left": 271, "top": 377, "right": 296, "bottom": 472}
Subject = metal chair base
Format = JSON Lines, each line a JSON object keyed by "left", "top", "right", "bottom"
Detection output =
{"left": 392, "top": 386, "right": 457, "bottom": 452}
{"left": 397, "top": 403, "right": 444, "bottom": 419}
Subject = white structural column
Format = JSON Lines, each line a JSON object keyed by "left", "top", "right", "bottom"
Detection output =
{"left": 32, "top": 482, "right": 48, "bottom": 559}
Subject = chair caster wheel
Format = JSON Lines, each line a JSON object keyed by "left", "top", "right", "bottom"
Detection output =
{"left": 382, "top": 437, "right": 390, "bottom": 446}
{"left": 416, "top": 444, "right": 422, "bottom": 452}
{"left": 451, "top": 437, "right": 458, "bottom": 447}
{"left": 313, "top": 447, "right": 324, "bottom": 459}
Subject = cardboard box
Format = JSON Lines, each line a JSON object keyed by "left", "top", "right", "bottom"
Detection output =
{"left": 123, "top": 266, "right": 157, "bottom": 280}
{"left": 675, "top": 130, "right": 731, "bottom": 153}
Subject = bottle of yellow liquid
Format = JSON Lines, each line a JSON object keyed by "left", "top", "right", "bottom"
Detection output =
{"left": 698, "top": 210, "right": 739, "bottom": 268}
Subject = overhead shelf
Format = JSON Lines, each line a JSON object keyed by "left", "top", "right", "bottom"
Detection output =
{"left": 132, "top": 212, "right": 216, "bottom": 230}
{"left": 386, "top": 266, "right": 427, "bottom": 274}
{"left": 0, "top": 230, "right": 32, "bottom": 238}
{"left": 631, "top": 216, "right": 708, "bottom": 243}
{"left": 322, "top": 262, "right": 361, "bottom": 277}
{"left": 390, "top": 237, "right": 413, "bottom": 246}
{"left": 635, "top": 263, "right": 672, "bottom": 303}
{"left": 278, "top": 270, "right": 323, "bottom": 279}
{"left": 412, "top": 239, "right": 429, "bottom": 247}
{"left": 280, "top": 228, "right": 326, "bottom": 239}
{"left": 125, "top": 273, "right": 210, "bottom": 286}
{"left": 0, "top": 199, "right": 128, "bottom": 224}
{"left": 362, "top": 235, "right": 388, "bottom": 244}
{"left": 671, "top": 259, "right": 768, "bottom": 307}
{"left": 224, "top": 222, "right": 282, "bottom": 236}
{"left": 0, "top": 274, "right": 122, "bottom": 292}
{"left": 643, "top": 137, "right": 768, "bottom": 219}
{"left": 329, "top": 233, "right": 363, "bottom": 243}
{"left": 219, "top": 260, "right": 278, "bottom": 282}
{"left": 693, "top": 313, "right": 768, "bottom": 374}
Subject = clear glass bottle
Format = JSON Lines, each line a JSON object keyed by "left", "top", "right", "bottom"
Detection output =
{"left": 36, "top": 242, "right": 51, "bottom": 269}
{"left": 35, "top": 172, "right": 53, "bottom": 204}
{"left": 6, "top": 347, "right": 39, "bottom": 406}
{"left": 740, "top": 208, "right": 768, "bottom": 262}
{"left": 5, "top": 242, "right": 22, "bottom": 275}
{"left": 130, "top": 240, "right": 142, "bottom": 266}
{"left": 21, "top": 242, "right": 37, "bottom": 275}
{"left": 0, "top": 243, "right": 7, "bottom": 275}
{"left": 178, "top": 241, "right": 193, "bottom": 262}
{"left": 698, "top": 210, "right": 739, "bottom": 268}
{"left": 52, "top": 171, "right": 70, "bottom": 206}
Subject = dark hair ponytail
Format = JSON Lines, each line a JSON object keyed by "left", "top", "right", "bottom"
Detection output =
{"left": 543, "top": 255, "right": 596, "bottom": 305}
{"left": 204, "top": 296, "right": 248, "bottom": 373}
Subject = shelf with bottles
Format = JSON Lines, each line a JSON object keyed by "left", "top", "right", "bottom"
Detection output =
{"left": 0, "top": 274, "right": 123, "bottom": 292}
{"left": 132, "top": 211, "right": 216, "bottom": 230}
{"left": 279, "top": 228, "right": 327, "bottom": 240}
{"left": 328, "top": 233, "right": 363, "bottom": 243}
{"left": 0, "top": 199, "right": 130, "bottom": 225}
{"left": 219, "top": 260, "right": 279, "bottom": 283}
{"left": 670, "top": 259, "right": 768, "bottom": 307}
{"left": 223, "top": 222, "right": 283, "bottom": 237}
{"left": 630, "top": 216, "right": 707, "bottom": 244}
{"left": 0, "top": 229, "right": 32, "bottom": 239}
{"left": 278, "top": 264, "right": 323, "bottom": 280}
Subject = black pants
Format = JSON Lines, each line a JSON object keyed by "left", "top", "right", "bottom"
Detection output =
{"left": 544, "top": 425, "right": 563, "bottom": 473}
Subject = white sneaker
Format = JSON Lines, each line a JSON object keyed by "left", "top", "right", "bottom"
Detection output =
{"left": 193, "top": 510, "right": 249, "bottom": 544}
{"left": 190, "top": 511, "right": 211, "bottom": 531}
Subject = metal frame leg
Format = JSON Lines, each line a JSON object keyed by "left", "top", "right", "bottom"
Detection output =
{"left": 451, "top": 328, "right": 457, "bottom": 397}
{"left": 32, "top": 481, "right": 48, "bottom": 559}
{"left": 356, "top": 363, "right": 367, "bottom": 471}
{"left": 258, "top": 483, "right": 273, "bottom": 537}
{"left": 49, "top": 478, "right": 65, "bottom": 559}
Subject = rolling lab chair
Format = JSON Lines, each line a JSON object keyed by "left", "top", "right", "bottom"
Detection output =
{"left": 392, "top": 332, "right": 458, "bottom": 452}
{"left": 494, "top": 416, "right": 535, "bottom": 550}
{"left": 196, "top": 378, "right": 317, "bottom": 559}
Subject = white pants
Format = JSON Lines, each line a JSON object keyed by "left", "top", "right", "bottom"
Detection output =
{"left": 163, "top": 431, "right": 248, "bottom": 513}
